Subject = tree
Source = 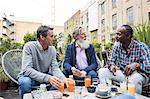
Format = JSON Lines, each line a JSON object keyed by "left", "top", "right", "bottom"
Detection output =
{"left": 53, "top": 35, "right": 58, "bottom": 49}
{"left": 0, "top": 38, "right": 22, "bottom": 54}
{"left": 23, "top": 32, "right": 36, "bottom": 44}
{"left": 64, "top": 34, "right": 73, "bottom": 50}
{"left": 105, "top": 42, "right": 113, "bottom": 53}
{"left": 91, "top": 41, "right": 102, "bottom": 60}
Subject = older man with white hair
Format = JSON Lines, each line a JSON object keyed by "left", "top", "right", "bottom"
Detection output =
{"left": 63, "top": 27, "right": 98, "bottom": 80}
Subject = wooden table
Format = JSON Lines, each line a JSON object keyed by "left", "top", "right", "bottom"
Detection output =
{"left": 23, "top": 85, "right": 149, "bottom": 99}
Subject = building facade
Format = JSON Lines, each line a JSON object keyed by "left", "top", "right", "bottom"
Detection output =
{"left": 15, "top": 20, "right": 41, "bottom": 43}
{"left": 65, "top": 0, "right": 150, "bottom": 45}
{"left": 64, "top": 10, "right": 80, "bottom": 35}
{"left": 0, "top": 16, "right": 64, "bottom": 43}
{"left": 98, "top": 0, "right": 150, "bottom": 44}
{"left": 88, "top": 1, "right": 99, "bottom": 42}
{"left": 0, "top": 16, "right": 42, "bottom": 43}
{"left": 80, "top": 0, "right": 96, "bottom": 41}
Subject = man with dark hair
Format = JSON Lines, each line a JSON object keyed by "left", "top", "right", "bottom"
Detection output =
{"left": 18, "top": 25, "right": 67, "bottom": 99}
{"left": 99, "top": 25, "right": 150, "bottom": 94}
{"left": 63, "top": 27, "right": 98, "bottom": 80}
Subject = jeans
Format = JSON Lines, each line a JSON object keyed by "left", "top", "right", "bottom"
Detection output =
{"left": 18, "top": 76, "right": 57, "bottom": 99}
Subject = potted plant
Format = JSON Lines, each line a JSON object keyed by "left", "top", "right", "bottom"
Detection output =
{"left": 133, "top": 22, "right": 150, "bottom": 47}
{"left": 0, "top": 65, "right": 9, "bottom": 90}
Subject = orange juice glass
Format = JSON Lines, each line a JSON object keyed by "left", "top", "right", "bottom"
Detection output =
{"left": 67, "top": 79, "right": 75, "bottom": 92}
{"left": 128, "top": 83, "right": 135, "bottom": 96}
{"left": 58, "top": 83, "right": 64, "bottom": 91}
{"left": 85, "top": 76, "right": 91, "bottom": 88}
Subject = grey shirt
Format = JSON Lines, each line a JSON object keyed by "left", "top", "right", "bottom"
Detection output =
{"left": 19, "top": 41, "right": 65, "bottom": 83}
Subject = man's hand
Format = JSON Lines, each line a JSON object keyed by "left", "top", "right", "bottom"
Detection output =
{"left": 61, "top": 78, "right": 68, "bottom": 85}
{"left": 48, "top": 76, "right": 62, "bottom": 88}
{"left": 124, "top": 63, "right": 140, "bottom": 76}
{"left": 80, "top": 71, "right": 87, "bottom": 78}
{"left": 110, "top": 65, "right": 119, "bottom": 74}
{"left": 71, "top": 67, "right": 81, "bottom": 77}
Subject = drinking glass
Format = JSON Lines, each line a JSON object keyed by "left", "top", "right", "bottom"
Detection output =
{"left": 58, "top": 82, "right": 64, "bottom": 92}
{"left": 120, "top": 82, "right": 127, "bottom": 93}
{"left": 106, "top": 79, "right": 112, "bottom": 87}
{"left": 128, "top": 83, "right": 135, "bottom": 96}
{"left": 84, "top": 76, "right": 91, "bottom": 88}
{"left": 67, "top": 78, "right": 75, "bottom": 92}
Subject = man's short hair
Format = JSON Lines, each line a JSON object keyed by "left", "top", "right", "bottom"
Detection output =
{"left": 121, "top": 25, "right": 133, "bottom": 37}
{"left": 37, "top": 25, "right": 54, "bottom": 39}
{"left": 72, "top": 27, "right": 82, "bottom": 39}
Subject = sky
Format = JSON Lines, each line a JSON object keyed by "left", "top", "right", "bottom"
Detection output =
{"left": 0, "top": 0, "right": 92, "bottom": 26}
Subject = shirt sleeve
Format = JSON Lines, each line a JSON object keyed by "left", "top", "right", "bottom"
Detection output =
{"left": 139, "top": 43, "right": 150, "bottom": 74}
{"left": 63, "top": 45, "right": 73, "bottom": 74}
{"left": 108, "top": 45, "right": 118, "bottom": 68}
{"left": 22, "top": 43, "right": 51, "bottom": 83}
{"left": 50, "top": 47, "right": 66, "bottom": 79}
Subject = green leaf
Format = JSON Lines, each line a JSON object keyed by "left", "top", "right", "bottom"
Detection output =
{"left": 134, "top": 22, "right": 150, "bottom": 47}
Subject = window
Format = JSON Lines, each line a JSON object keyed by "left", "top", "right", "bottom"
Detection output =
{"left": 148, "top": 12, "right": 150, "bottom": 22}
{"left": 86, "top": 26, "right": 88, "bottom": 33}
{"left": 2, "top": 28, "right": 7, "bottom": 36}
{"left": 127, "top": 7, "right": 133, "bottom": 24}
{"left": 101, "top": 2, "right": 105, "bottom": 15}
{"left": 112, "top": 14, "right": 117, "bottom": 29}
{"left": 86, "top": 13, "right": 88, "bottom": 23}
{"left": 112, "top": 0, "right": 117, "bottom": 9}
{"left": 101, "top": 19, "right": 105, "bottom": 32}
{"left": 81, "top": 16, "right": 83, "bottom": 24}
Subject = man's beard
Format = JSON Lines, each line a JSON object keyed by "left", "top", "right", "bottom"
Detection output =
{"left": 76, "top": 39, "right": 90, "bottom": 49}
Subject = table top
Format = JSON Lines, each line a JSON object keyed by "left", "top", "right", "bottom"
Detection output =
{"left": 23, "top": 85, "right": 149, "bottom": 99}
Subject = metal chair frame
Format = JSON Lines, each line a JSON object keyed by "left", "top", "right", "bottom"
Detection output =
{"left": 2, "top": 49, "right": 22, "bottom": 84}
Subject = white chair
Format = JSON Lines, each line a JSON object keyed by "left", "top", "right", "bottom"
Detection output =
{"left": 2, "top": 49, "right": 22, "bottom": 84}
{"left": 2, "top": 49, "right": 50, "bottom": 89}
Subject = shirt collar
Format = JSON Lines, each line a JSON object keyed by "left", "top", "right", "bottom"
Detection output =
{"left": 120, "top": 40, "right": 135, "bottom": 50}
{"left": 75, "top": 42, "right": 80, "bottom": 48}
{"left": 75, "top": 42, "right": 85, "bottom": 52}
{"left": 36, "top": 41, "right": 43, "bottom": 50}
{"left": 128, "top": 40, "right": 134, "bottom": 49}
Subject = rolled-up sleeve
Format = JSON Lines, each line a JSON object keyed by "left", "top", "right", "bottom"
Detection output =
{"left": 140, "top": 43, "right": 150, "bottom": 74}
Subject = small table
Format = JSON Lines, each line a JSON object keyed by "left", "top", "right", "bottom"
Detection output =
{"left": 23, "top": 85, "right": 149, "bottom": 99}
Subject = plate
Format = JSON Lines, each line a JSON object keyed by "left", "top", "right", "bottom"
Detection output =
{"left": 95, "top": 93, "right": 111, "bottom": 99}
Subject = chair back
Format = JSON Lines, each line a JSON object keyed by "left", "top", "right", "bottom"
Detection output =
{"left": 2, "top": 49, "right": 22, "bottom": 84}
{"left": 96, "top": 54, "right": 101, "bottom": 70}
